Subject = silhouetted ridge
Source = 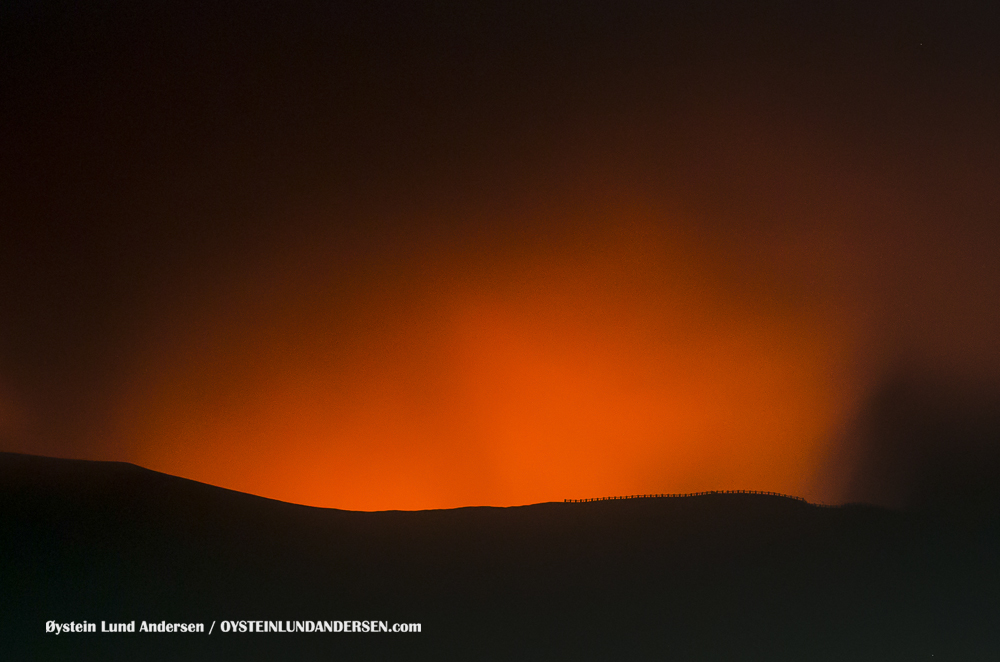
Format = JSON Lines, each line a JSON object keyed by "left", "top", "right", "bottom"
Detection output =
{"left": 0, "top": 451, "right": 334, "bottom": 509}
{"left": 566, "top": 489, "right": 808, "bottom": 503}
{"left": 2, "top": 453, "right": 998, "bottom": 661}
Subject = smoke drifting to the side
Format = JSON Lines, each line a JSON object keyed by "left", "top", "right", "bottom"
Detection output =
{"left": 823, "top": 366, "right": 1000, "bottom": 513}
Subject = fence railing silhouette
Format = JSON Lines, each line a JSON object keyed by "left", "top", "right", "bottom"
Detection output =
{"left": 564, "top": 489, "right": 807, "bottom": 503}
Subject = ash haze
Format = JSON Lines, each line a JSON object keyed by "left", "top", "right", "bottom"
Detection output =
{"left": 2, "top": 1, "right": 999, "bottom": 510}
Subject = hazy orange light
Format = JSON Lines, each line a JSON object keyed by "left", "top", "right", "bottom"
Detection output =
{"left": 107, "top": 195, "right": 857, "bottom": 510}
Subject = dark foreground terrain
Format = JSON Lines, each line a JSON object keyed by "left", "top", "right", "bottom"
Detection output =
{"left": 2, "top": 453, "right": 998, "bottom": 661}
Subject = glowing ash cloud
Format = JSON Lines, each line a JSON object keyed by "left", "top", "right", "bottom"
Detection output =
{"left": 108, "top": 194, "right": 858, "bottom": 510}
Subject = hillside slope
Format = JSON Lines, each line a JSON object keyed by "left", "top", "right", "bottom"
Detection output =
{"left": 2, "top": 452, "right": 997, "bottom": 660}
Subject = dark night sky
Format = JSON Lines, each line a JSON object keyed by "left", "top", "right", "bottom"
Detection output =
{"left": 2, "top": 1, "right": 1000, "bottom": 509}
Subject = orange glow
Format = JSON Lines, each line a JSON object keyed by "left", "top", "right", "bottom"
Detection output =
{"left": 106, "top": 193, "right": 858, "bottom": 510}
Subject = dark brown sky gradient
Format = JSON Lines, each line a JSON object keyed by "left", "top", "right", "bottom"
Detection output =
{"left": 3, "top": 1, "right": 1000, "bottom": 509}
